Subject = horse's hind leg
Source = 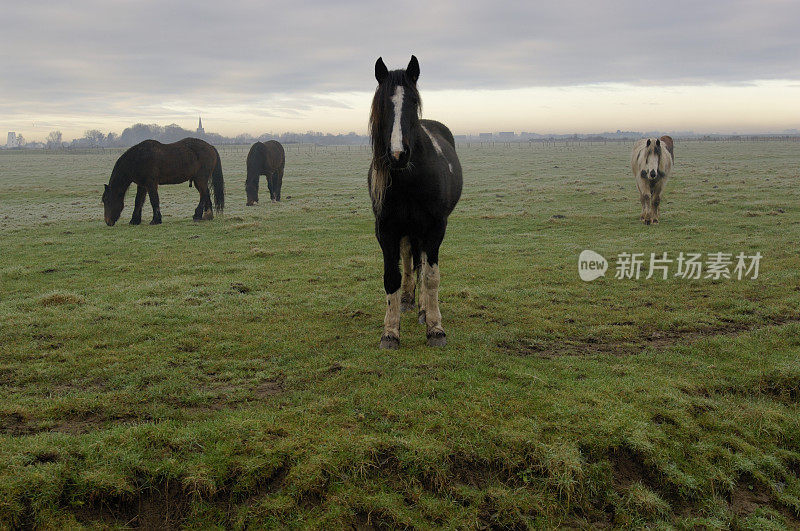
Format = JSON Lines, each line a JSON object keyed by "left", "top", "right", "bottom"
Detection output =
{"left": 267, "top": 172, "right": 276, "bottom": 202}
{"left": 399, "top": 237, "right": 415, "bottom": 312}
{"left": 193, "top": 179, "right": 207, "bottom": 221}
{"left": 379, "top": 234, "right": 402, "bottom": 349}
{"left": 130, "top": 186, "right": 147, "bottom": 225}
{"left": 200, "top": 178, "right": 214, "bottom": 220}
{"left": 147, "top": 183, "right": 162, "bottom": 225}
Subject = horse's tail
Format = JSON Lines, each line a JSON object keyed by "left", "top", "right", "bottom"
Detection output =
{"left": 211, "top": 150, "right": 225, "bottom": 213}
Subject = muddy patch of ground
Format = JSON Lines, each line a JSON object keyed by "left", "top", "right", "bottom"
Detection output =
{"left": 499, "top": 314, "right": 800, "bottom": 358}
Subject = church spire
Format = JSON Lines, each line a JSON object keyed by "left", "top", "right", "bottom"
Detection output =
{"left": 196, "top": 116, "right": 205, "bottom": 135}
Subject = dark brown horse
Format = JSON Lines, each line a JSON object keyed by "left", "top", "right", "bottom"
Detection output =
{"left": 245, "top": 140, "right": 285, "bottom": 205}
{"left": 102, "top": 137, "right": 224, "bottom": 225}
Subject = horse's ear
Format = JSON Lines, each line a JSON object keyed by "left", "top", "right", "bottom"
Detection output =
{"left": 407, "top": 55, "right": 420, "bottom": 84}
{"left": 375, "top": 57, "right": 388, "bottom": 84}
{"left": 655, "top": 138, "right": 661, "bottom": 146}
{"left": 646, "top": 139, "right": 651, "bottom": 147}
{"left": 104, "top": 184, "right": 108, "bottom": 191}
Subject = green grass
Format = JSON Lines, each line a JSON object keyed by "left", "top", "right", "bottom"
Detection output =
{"left": 1, "top": 141, "right": 799, "bottom": 528}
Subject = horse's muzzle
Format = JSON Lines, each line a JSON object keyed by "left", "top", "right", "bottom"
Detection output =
{"left": 389, "top": 149, "right": 410, "bottom": 169}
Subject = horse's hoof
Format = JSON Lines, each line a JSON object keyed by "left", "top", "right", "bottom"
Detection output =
{"left": 644, "top": 219, "right": 651, "bottom": 225}
{"left": 380, "top": 335, "right": 400, "bottom": 350}
{"left": 246, "top": 201, "right": 258, "bottom": 206}
{"left": 418, "top": 310, "right": 426, "bottom": 325}
{"left": 427, "top": 332, "right": 447, "bottom": 347}
{"left": 652, "top": 218, "right": 659, "bottom": 224}
{"left": 129, "top": 218, "right": 141, "bottom": 225}
{"left": 150, "top": 219, "right": 162, "bottom": 225}
{"left": 203, "top": 210, "right": 213, "bottom": 221}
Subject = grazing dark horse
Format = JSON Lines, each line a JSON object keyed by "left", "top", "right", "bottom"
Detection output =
{"left": 102, "top": 137, "right": 224, "bottom": 226}
{"left": 369, "top": 55, "right": 463, "bottom": 349}
{"left": 245, "top": 140, "right": 286, "bottom": 205}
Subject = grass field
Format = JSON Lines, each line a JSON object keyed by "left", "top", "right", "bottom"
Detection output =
{"left": 1, "top": 140, "right": 799, "bottom": 528}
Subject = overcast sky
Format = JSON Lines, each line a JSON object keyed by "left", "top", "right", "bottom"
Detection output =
{"left": 2, "top": 0, "right": 799, "bottom": 140}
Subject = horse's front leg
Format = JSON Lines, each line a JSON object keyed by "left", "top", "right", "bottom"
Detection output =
{"left": 147, "top": 183, "right": 162, "bottom": 225}
{"left": 130, "top": 186, "right": 147, "bottom": 225}
{"left": 421, "top": 234, "right": 447, "bottom": 347}
{"left": 636, "top": 177, "right": 652, "bottom": 224}
{"left": 399, "top": 237, "right": 416, "bottom": 312}
{"left": 245, "top": 171, "right": 259, "bottom": 206}
{"left": 379, "top": 233, "right": 402, "bottom": 350}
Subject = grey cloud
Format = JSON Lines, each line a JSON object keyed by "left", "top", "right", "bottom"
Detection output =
{"left": 1, "top": 0, "right": 799, "bottom": 123}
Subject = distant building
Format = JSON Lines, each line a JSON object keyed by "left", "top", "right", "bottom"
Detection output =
{"left": 498, "top": 131, "right": 515, "bottom": 139}
{"left": 479, "top": 132, "right": 493, "bottom": 139}
{"left": 196, "top": 117, "right": 205, "bottom": 135}
{"left": 6, "top": 132, "right": 17, "bottom": 148}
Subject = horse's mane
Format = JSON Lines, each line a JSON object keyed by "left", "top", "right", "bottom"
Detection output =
{"left": 369, "top": 71, "right": 421, "bottom": 213}
{"left": 107, "top": 152, "right": 132, "bottom": 196}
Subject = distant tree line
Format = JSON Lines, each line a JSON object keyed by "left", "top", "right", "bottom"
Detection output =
{"left": 7, "top": 124, "right": 799, "bottom": 150}
{"left": 61, "top": 124, "right": 370, "bottom": 148}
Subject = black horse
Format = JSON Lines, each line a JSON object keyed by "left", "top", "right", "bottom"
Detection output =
{"left": 245, "top": 140, "right": 286, "bottom": 205}
{"left": 369, "top": 56, "right": 463, "bottom": 349}
{"left": 102, "top": 137, "right": 224, "bottom": 225}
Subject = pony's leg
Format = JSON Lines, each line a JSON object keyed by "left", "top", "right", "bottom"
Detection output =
{"left": 130, "top": 186, "right": 147, "bottom": 225}
{"left": 421, "top": 233, "right": 447, "bottom": 347}
{"left": 147, "top": 184, "right": 162, "bottom": 225}
{"left": 379, "top": 233, "right": 402, "bottom": 349}
{"left": 651, "top": 182, "right": 664, "bottom": 224}
{"left": 399, "top": 237, "right": 415, "bottom": 312}
{"left": 636, "top": 177, "right": 652, "bottom": 224}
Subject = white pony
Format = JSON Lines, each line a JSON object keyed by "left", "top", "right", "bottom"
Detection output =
{"left": 631, "top": 135, "right": 674, "bottom": 224}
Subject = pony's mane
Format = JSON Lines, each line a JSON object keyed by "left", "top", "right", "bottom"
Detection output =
{"left": 647, "top": 138, "right": 662, "bottom": 159}
{"left": 369, "top": 71, "right": 421, "bottom": 212}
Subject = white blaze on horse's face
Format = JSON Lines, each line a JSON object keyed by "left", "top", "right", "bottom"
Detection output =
{"left": 390, "top": 86, "right": 405, "bottom": 160}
